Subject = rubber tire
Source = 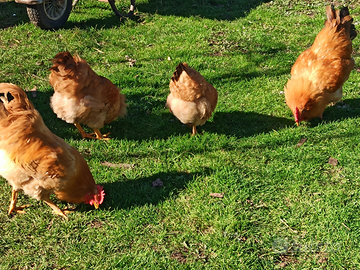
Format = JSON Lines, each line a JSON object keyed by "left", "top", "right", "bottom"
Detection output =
{"left": 26, "top": 0, "right": 72, "bottom": 30}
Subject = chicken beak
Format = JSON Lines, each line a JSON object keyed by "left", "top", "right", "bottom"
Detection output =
{"left": 296, "top": 121, "right": 299, "bottom": 126}
{"left": 93, "top": 202, "right": 99, "bottom": 209}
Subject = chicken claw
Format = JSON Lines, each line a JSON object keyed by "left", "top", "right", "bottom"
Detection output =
{"left": 93, "top": 129, "right": 111, "bottom": 141}
{"left": 8, "top": 189, "right": 31, "bottom": 215}
{"left": 43, "top": 198, "right": 69, "bottom": 220}
{"left": 74, "top": 123, "right": 110, "bottom": 140}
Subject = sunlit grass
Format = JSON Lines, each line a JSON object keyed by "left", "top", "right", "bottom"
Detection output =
{"left": 1, "top": 0, "right": 360, "bottom": 268}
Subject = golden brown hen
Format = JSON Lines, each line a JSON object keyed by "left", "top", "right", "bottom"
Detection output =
{"left": 0, "top": 83, "right": 105, "bottom": 219}
{"left": 285, "top": 6, "right": 357, "bottom": 125}
{"left": 49, "top": 51, "right": 126, "bottom": 140}
{"left": 166, "top": 63, "right": 218, "bottom": 135}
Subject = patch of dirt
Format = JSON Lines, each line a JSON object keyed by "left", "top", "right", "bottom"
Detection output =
{"left": 88, "top": 220, "right": 104, "bottom": 228}
{"left": 171, "top": 247, "right": 188, "bottom": 264}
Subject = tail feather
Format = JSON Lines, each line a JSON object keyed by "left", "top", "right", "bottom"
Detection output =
{"left": 171, "top": 62, "right": 186, "bottom": 83}
{"left": 326, "top": 5, "right": 357, "bottom": 40}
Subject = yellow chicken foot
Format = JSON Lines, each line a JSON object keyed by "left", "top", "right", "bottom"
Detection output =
{"left": 74, "top": 123, "right": 96, "bottom": 140}
{"left": 42, "top": 198, "right": 69, "bottom": 220}
{"left": 8, "top": 189, "right": 30, "bottom": 215}
{"left": 93, "top": 129, "right": 111, "bottom": 141}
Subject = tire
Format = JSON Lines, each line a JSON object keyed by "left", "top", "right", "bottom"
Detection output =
{"left": 108, "top": 0, "right": 135, "bottom": 17}
{"left": 26, "top": 0, "right": 72, "bottom": 30}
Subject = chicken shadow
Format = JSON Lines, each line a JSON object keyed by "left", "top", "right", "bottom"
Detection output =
{"left": 28, "top": 90, "right": 294, "bottom": 141}
{"left": 206, "top": 111, "right": 294, "bottom": 138}
{"left": 116, "top": 104, "right": 294, "bottom": 141}
{"left": 0, "top": 1, "right": 28, "bottom": 29}
{"left": 81, "top": 170, "right": 211, "bottom": 211}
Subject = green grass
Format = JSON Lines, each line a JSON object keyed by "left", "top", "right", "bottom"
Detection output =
{"left": 1, "top": 0, "right": 360, "bottom": 268}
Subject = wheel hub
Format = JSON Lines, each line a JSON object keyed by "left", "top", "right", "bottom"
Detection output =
{"left": 44, "top": 0, "right": 67, "bottom": 21}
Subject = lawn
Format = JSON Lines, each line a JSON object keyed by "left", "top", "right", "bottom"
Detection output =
{"left": 1, "top": 0, "right": 360, "bottom": 269}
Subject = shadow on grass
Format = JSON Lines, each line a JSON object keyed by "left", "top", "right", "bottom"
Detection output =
{"left": 137, "top": 0, "right": 271, "bottom": 21}
{"left": 0, "top": 0, "right": 271, "bottom": 29}
{"left": 307, "top": 99, "right": 360, "bottom": 127}
{"left": 65, "top": 0, "right": 273, "bottom": 30}
{"left": 29, "top": 91, "right": 294, "bottom": 140}
{"left": 0, "top": 1, "right": 28, "bottom": 29}
{"left": 207, "top": 111, "right": 294, "bottom": 137}
{"left": 64, "top": 5, "right": 142, "bottom": 30}
{"left": 29, "top": 91, "right": 360, "bottom": 143}
{"left": 86, "top": 170, "right": 210, "bottom": 210}
{"left": 114, "top": 109, "right": 295, "bottom": 140}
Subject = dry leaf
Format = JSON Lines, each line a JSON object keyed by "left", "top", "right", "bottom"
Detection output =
{"left": 125, "top": 55, "right": 137, "bottom": 67}
{"left": 100, "top": 161, "right": 135, "bottom": 169}
{"left": 152, "top": 178, "right": 163, "bottom": 187}
{"left": 296, "top": 138, "right": 307, "bottom": 148}
{"left": 209, "top": 193, "right": 224, "bottom": 198}
{"left": 328, "top": 157, "right": 338, "bottom": 166}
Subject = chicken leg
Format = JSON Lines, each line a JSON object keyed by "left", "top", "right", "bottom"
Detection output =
{"left": 8, "top": 189, "right": 30, "bottom": 215}
{"left": 42, "top": 197, "right": 69, "bottom": 220}
{"left": 191, "top": 125, "right": 197, "bottom": 136}
{"left": 74, "top": 123, "right": 110, "bottom": 141}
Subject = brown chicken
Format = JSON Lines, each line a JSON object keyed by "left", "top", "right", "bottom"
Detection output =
{"left": 166, "top": 63, "right": 218, "bottom": 135}
{"left": 49, "top": 51, "right": 126, "bottom": 140}
{"left": 285, "top": 6, "right": 357, "bottom": 125}
{"left": 0, "top": 83, "right": 105, "bottom": 219}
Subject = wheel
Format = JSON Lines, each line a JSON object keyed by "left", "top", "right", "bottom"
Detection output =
{"left": 108, "top": 0, "right": 135, "bottom": 17}
{"left": 26, "top": 0, "right": 72, "bottom": 30}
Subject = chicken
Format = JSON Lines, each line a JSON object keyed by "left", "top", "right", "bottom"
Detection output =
{"left": 285, "top": 6, "right": 357, "bottom": 125}
{"left": 49, "top": 51, "right": 126, "bottom": 140}
{"left": 0, "top": 83, "right": 105, "bottom": 219}
{"left": 166, "top": 63, "right": 218, "bottom": 135}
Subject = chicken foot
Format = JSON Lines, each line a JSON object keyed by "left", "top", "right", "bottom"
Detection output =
{"left": 186, "top": 124, "right": 197, "bottom": 136}
{"left": 42, "top": 197, "right": 69, "bottom": 220}
{"left": 8, "top": 189, "right": 30, "bottom": 215}
{"left": 93, "top": 129, "right": 111, "bottom": 141}
{"left": 74, "top": 123, "right": 110, "bottom": 141}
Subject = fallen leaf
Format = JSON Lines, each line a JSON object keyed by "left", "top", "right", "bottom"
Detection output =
{"left": 100, "top": 161, "right": 135, "bottom": 169}
{"left": 152, "top": 178, "right": 163, "bottom": 187}
{"left": 328, "top": 158, "right": 338, "bottom": 166}
{"left": 125, "top": 55, "right": 137, "bottom": 66}
{"left": 209, "top": 193, "right": 224, "bottom": 198}
{"left": 296, "top": 138, "right": 307, "bottom": 148}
